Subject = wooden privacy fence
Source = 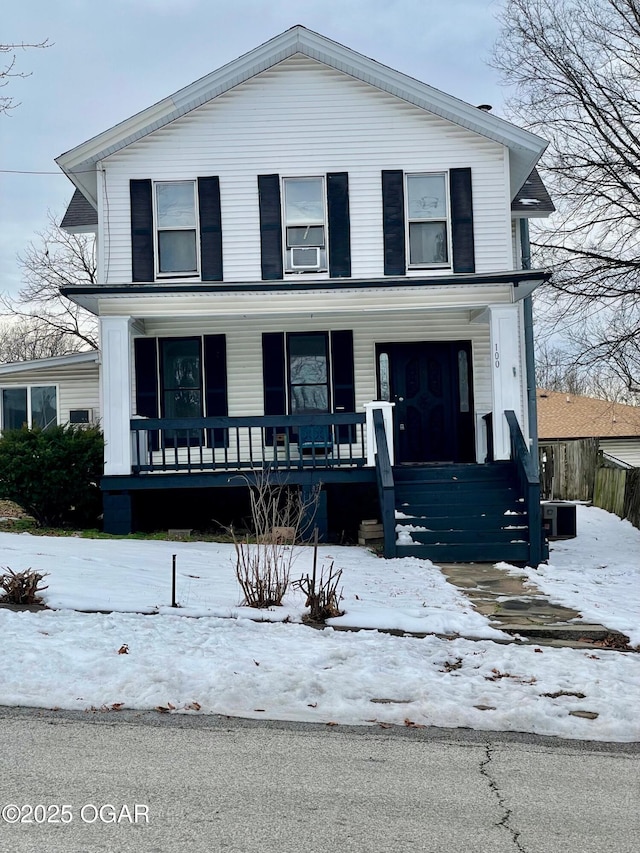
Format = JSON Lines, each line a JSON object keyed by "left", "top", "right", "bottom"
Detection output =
{"left": 539, "top": 440, "right": 640, "bottom": 531}
{"left": 539, "top": 440, "right": 599, "bottom": 503}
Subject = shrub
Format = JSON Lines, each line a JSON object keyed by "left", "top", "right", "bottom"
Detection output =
{"left": 294, "top": 560, "right": 345, "bottom": 623}
{"left": 231, "top": 470, "right": 320, "bottom": 608}
{"left": 0, "top": 567, "right": 49, "bottom": 605}
{"left": 0, "top": 425, "right": 104, "bottom": 527}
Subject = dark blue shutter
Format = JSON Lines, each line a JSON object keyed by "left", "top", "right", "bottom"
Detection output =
{"left": 258, "top": 175, "right": 283, "bottom": 280}
{"left": 198, "top": 177, "right": 223, "bottom": 281}
{"left": 327, "top": 172, "right": 351, "bottom": 278}
{"left": 204, "top": 334, "right": 228, "bottom": 447}
{"left": 134, "top": 338, "right": 158, "bottom": 417}
{"left": 134, "top": 337, "right": 159, "bottom": 451}
{"left": 382, "top": 170, "right": 406, "bottom": 276}
{"left": 450, "top": 168, "right": 475, "bottom": 273}
{"left": 130, "top": 180, "right": 154, "bottom": 282}
{"left": 262, "top": 332, "right": 286, "bottom": 443}
{"left": 330, "top": 330, "right": 355, "bottom": 442}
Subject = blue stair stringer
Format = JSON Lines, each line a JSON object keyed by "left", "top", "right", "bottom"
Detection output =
{"left": 393, "top": 462, "right": 538, "bottom": 564}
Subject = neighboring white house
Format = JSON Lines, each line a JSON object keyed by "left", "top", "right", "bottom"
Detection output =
{"left": 0, "top": 351, "right": 100, "bottom": 431}
{"left": 54, "top": 26, "right": 553, "bottom": 563}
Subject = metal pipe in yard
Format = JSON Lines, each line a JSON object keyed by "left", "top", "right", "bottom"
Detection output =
{"left": 171, "top": 554, "right": 177, "bottom": 607}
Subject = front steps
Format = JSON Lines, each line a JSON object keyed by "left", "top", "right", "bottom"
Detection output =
{"left": 393, "top": 462, "right": 538, "bottom": 564}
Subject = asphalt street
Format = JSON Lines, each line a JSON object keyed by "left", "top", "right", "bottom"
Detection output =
{"left": 0, "top": 707, "right": 637, "bottom": 853}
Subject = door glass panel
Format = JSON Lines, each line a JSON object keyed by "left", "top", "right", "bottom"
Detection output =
{"left": 378, "top": 352, "right": 390, "bottom": 401}
{"left": 2, "top": 388, "right": 27, "bottom": 430}
{"left": 458, "top": 349, "right": 470, "bottom": 413}
{"left": 31, "top": 386, "right": 57, "bottom": 430}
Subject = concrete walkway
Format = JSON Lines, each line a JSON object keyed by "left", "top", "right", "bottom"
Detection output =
{"left": 439, "top": 562, "right": 633, "bottom": 650}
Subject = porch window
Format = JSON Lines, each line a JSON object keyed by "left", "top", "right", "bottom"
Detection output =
{"left": 155, "top": 181, "right": 198, "bottom": 275}
{"left": 160, "top": 338, "right": 202, "bottom": 448}
{"left": 1, "top": 385, "right": 57, "bottom": 431}
{"left": 160, "top": 338, "right": 202, "bottom": 419}
{"left": 288, "top": 334, "right": 329, "bottom": 414}
{"left": 406, "top": 173, "right": 449, "bottom": 266}
{"left": 283, "top": 177, "right": 327, "bottom": 272}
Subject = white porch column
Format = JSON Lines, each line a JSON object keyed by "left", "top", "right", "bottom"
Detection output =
{"left": 489, "top": 304, "right": 525, "bottom": 460}
{"left": 100, "top": 316, "right": 133, "bottom": 475}
{"left": 364, "top": 401, "right": 395, "bottom": 466}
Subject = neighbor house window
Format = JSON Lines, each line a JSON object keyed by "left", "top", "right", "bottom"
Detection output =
{"left": 1, "top": 386, "right": 57, "bottom": 431}
{"left": 407, "top": 173, "right": 449, "bottom": 266}
{"left": 155, "top": 181, "right": 198, "bottom": 275}
{"left": 283, "top": 177, "right": 327, "bottom": 272}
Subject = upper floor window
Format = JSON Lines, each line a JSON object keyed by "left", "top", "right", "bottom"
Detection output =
{"left": 283, "top": 177, "right": 327, "bottom": 272}
{"left": 155, "top": 181, "right": 199, "bottom": 276}
{"left": 406, "top": 173, "right": 449, "bottom": 267}
{"left": 1, "top": 385, "right": 57, "bottom": 431}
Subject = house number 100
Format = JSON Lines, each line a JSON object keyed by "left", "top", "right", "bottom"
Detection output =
{"left": 494, "top": 344, "right": 500, "bottom": 368}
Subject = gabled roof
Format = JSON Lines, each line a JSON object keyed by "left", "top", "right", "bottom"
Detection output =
{"left": 60, "top": 189, "right": 98, "bottom": 233}
{"left": 511, "top": 169, "right": 555, "bottom": 217}
{"left": 56, "top": 25, "right": 547, "bottom": 207}
{"left": 0, "top": 351, "right": 99, "bottom": 376}
{"left": 537, "top": 390, "right": 640, "bottom": 439}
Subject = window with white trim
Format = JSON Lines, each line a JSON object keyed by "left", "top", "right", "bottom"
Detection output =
{"left": 407, "top": 173, "right": 449, "bottom": 267}
{"left": 283, "top": 177, "right": 327, "bottom": 272}
{"left": 155, "top": 181, "right": 199, "bottom": 276}
{"left": 1, "top": 385, "right": 58, "bottom": 431}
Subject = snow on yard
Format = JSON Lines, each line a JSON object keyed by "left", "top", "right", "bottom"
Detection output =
{"left": 0, "top": 505, "right": 638, "bottom": 742}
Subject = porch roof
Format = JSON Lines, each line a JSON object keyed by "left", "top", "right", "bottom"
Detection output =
{"left": 61, "top": 269, "right": 551, "bottom": 315}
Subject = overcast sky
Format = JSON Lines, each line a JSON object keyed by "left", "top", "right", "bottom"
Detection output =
{"left": 1, "top": 0, "right": 510, "bottom": 298}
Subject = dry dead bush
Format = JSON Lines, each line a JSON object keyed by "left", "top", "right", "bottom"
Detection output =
{"left": 232, "top": 471, "right": 320, "bottom": 608}
{"left": 0, "top": 567, "right": 49, "bottom": 605}
{"left": 294, "top": 539, "right": 344, "bottom": 623}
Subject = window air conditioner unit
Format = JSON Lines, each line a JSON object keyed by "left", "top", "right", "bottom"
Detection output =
{"left": 290, "top": 246, "right": 321, "bottom": 269}
{"left": 69, "top": 408, "right": 93, "bottom": 425}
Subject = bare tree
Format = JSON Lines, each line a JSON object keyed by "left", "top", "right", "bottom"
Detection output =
{"left": 534, "top": 334, "right": 640, "bottom": 403}
{"left": 4, "top": 213, "right": 98, "bottom": 351}
{"left": 534, "top": 342, "right": 588, "bottom": 396}
{"left": 493, "top": 0, "right": 640, "bottom": 394}
{"left": 0, "top": 318, "right": 81, "bottom": 364}
{"left": 1, "top": 40, "right": 51, "bottom": 114}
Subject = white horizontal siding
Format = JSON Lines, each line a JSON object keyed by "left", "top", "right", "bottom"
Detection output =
{"left": 102, "top": 56, "right": 511, "bottom": 284}
{"left": 600, "top": 439, "right": 640, "bottom": 468}
{"left": 0, "top": 363, "right": 100, "bottom": 426}
{"left": 135, "top": 309, "right": 492, "bottom": 422}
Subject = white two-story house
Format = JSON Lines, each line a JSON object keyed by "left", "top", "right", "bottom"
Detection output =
{"left": 56, "top": 26, "right": 553, "bottom": 564}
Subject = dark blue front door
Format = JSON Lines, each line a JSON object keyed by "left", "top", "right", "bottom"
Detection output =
{"left": 378, "top": 341, "right": 475, "bottom": 464}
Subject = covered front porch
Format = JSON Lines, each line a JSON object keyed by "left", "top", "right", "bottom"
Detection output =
{"left": 101, "top": 405, "right": 546, "bottom": 567}
{"left": 91, "top": 276, "right": 545, "bottom": 562}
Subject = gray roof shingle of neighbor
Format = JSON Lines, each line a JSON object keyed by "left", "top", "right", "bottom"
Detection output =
{"left": 512, "top": 168, "right": 555, "bottom": 214}
{"left": 60, "top": 189, "right": 98, "bottom": 229}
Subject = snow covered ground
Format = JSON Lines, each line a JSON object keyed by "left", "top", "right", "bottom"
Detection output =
{"left": 0, "top": 505, "right": 638, "bottom": 741}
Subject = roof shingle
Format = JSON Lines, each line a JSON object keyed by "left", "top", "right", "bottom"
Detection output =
{"left": 60, "top": 189, "right": 98, "bottom": 231}
{"left": 537, "top": 389, "right": 640, "bottom": 439}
